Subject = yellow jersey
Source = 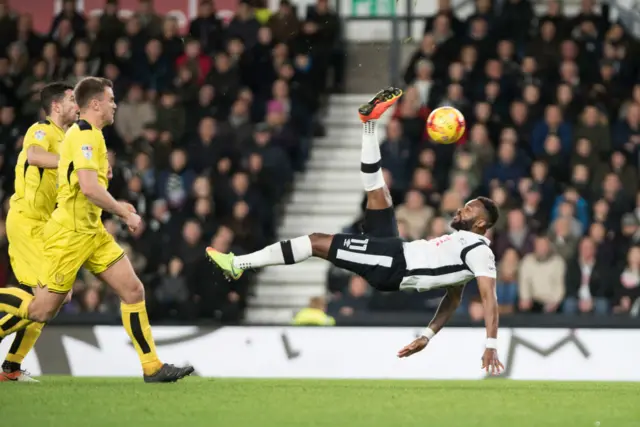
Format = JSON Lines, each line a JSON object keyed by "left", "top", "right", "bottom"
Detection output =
{"left": 10, "top": 118, "right": 66, "bottom": 221}
{"left": 291, "top": 308, "right": 335, "bottom": 326}
{"left": 50, "top": 119, "right": 109, "bottom": 234}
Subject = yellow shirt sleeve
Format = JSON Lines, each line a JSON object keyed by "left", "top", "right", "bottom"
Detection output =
{"left": 23, "top": 123, "right": 51, "bottom": 151}
{"left": 71, "top": 132, "right": 101, "bottom": 171}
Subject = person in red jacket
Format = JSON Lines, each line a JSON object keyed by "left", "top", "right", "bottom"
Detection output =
{"left": 176, "top": 38, "right": 213, "bottom": 86}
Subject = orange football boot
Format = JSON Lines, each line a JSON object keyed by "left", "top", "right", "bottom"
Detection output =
{"left": 358, "top": 87, "right": 403, "bottom": 123}
{"left": 0, "top": 369, "right": 39, "bottom": 382}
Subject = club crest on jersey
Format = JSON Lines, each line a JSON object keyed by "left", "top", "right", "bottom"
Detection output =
{"left": 34, "top": 130, "right": 45, "bottom": 140}
{"left": 81, "top": 144, "right": 93, "bottom": 160}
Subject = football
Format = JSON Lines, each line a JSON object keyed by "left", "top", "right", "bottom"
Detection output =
{"left": 426, "top": 106, "right": 466, "bottom": 144}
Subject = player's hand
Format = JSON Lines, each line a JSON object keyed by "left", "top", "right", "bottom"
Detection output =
{"left": 481, "top": 348, "right": 504, "bottom": 376}
{"left": 107, "top": 165, "right": 113, "bottom": 180}
{"left": 124, "top": 212, "right": 142, "bottom": 232}
{"left": 397, "top": 336, "right": 429, "bottom": 358}
{"left": 118, "top": 201, "right": 137, "bottom": 214}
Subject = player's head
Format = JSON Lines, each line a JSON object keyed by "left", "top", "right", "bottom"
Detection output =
{"left": 451, "top": 197, "right": 499, "bottom": 234}
{"left": 40, "top": 82, "right": 78, "bottom": 126}
{"left": 74, "top": 77, "right": 116, "bottom": 126}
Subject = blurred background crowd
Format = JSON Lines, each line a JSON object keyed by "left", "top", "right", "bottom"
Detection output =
{"left": 0, "top": 0, "right": 342, "bottom": 322}
{"left": 324, "top": 0, "right": 640, "bottom": 322}
{"left": 0, "top": 0, "right": 638, "bottom": 325}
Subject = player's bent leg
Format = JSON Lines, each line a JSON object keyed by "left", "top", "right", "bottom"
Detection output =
{"left": 359, "top": 87, "right": 401, "bottom": 237}
{"left": 96, "top": 254, "right": 194, "bottom": 382}
{"left": 26, "top": 289, "right": 68, "bottom": 323}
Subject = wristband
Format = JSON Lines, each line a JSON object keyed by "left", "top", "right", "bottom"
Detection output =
{"left": 422, "top": 327, "right": 436, "bottom": 340}
{"left": 486, "top": 338, "right": 498, "bottom": 349}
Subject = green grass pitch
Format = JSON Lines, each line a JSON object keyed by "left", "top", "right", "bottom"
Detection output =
{"left": 2, "top": 378, "right": 638, "bottom": 427}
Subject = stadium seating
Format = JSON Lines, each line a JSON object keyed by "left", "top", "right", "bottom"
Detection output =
{"left": 0, "top": 0, "right": 338, "bottom": 323}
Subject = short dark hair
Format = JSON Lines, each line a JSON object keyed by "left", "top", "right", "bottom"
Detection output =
{"left": 74, "top": 77, "right": 113, "bottom": 109}
{"left": 40, "top": 82, "right": 74, "bottom": 115}
{"left": 477, "top": 196, "right": 499, "bottom": 229}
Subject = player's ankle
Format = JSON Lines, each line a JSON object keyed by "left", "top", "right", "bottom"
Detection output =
{"left": 142, "top": 360, "right": 163, "bottom": 376}
{"left": 2, "top": 360, "right": 20, "bottom": 373}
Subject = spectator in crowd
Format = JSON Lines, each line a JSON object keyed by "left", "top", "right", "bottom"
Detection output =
{"left": 395, "top": 189, "right": 435, "bottom": 240}
{"left": 115, "top": 84, "right": 157, "bottom": 149}
{"left": 564, "top": 237, "right": 612, "bottom": 315}
{"left": 518, "top": 235, "right": 566, "bottom": 313}
{"left": 496, "top": 248, "right": 519, "bottom": 314}
{"left": 292, "top": 296, "right": 335, "bottom": 326}
{"left": 328, "top": 275, "right": 370, "bottom": 317}
{"left": 614, "top": 246, "right": 640, "bottom": 314}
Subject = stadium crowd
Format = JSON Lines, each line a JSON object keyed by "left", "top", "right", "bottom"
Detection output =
{"left": 326, "top": 0, "right": 640, "bottom": 320}
{"left": 0, "top": 0, "right": 342, "bottom": 322}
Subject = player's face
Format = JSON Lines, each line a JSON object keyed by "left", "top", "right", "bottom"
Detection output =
{"left": 99, "top": 87, "right": 117, "bottom": 126}
{"left": 60, "top": 90, "right": 79, "bottom": 125}
{"left": 451, "top": 200, "right": 482, "bottom": 231}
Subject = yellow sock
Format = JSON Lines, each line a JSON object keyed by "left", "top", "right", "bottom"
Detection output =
{"left": 121, "top": 301, "right": 163, "bottom": 376}
{"left": 5, "top": 322, "right": 44, "bottom": 365}
{"left": 0, "top": 313, "right": 32, "bottom": 338}
{"left": 0, "top": 288, "right": 32, "bottom": 319}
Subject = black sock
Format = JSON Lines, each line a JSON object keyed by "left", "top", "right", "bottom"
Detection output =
{"left": 2, "top": 361, "right": 20, "bottom": 373}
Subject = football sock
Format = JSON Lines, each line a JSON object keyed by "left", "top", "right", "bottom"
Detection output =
{"left": 4, "top": 322, "right": 43, "bottom": 367}
{"left": 361, "top": 121, "right": 385, "bottom": 191}
{"left": 0, "top": 288, "right": 33, "bottom": 320}
{"left": 120, "top": 301, "right": 163, "bottom": 376}
{"left": 0, "top": 313, "right": 32, "bottom": 339}
{"left": 232, "top": 236, "right": 313, "bottom": 269}
{"left": 2, "top": 361, "right": 20, "bottom": 373}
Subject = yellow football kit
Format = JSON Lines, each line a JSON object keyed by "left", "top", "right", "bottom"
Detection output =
{"left": 39, "top": 119, "right": 124, "bottom": 294}
{"left": 7, "top": 118, "right": 65, "bottom": 287}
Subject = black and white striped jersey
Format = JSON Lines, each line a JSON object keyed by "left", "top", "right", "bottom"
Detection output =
{"left": 400, "top": 230, "right": 496, "bottom": 291}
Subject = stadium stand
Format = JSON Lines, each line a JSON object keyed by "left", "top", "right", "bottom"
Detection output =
{"left": 0, "top": 0, "right": 639, "bottom": 326}
{"left": 324, "top": 0, "right": 640, "bottom": 321}
{"left": 0, "top": 0, "right": 339, "bottom": 323}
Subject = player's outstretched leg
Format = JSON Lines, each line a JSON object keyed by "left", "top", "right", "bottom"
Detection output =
{"left": 206, "top": 233, "right": 333, "bottom": 280}
{"left": 358, "top": 87, "right": 402, "bottom": 237}
{"left": 97, "top": 255, "right": 194, "bottom": 383}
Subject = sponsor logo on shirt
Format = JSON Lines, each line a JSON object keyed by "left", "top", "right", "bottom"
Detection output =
{"left": 81, "top": 145, "right": 93, "bottom": 160}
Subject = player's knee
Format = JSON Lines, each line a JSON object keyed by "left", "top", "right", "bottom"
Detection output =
{"left": 28, "top": 300, "right": 59, "bottom": 323}
{"left": 366, "top": 187, "right": 393, "bottom": 210}
{"left": 308, "top": 233, "right": 332, "bottom": 257}
{"left": 63, "top": 288, "right": 73, "bottom": 304}
{"left": 119, "top": 279, "right": 145, "bottom": 305}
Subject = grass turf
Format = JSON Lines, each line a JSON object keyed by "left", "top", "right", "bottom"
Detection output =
{"left": 1, "top": 377, "right": 638, "bottom": 427}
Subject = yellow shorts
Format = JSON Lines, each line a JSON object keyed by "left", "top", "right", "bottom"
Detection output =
{"left": 6, "top": 209, "right": 46, "bottom": 287}
{"left": 38, "top": 220, "right": 125, "bottom": 293}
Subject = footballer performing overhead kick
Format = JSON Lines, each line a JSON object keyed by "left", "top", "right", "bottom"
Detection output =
{"left": 206, "top": 87, "right": 504, "bottom": 375}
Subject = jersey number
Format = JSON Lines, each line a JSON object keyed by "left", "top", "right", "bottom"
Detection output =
{"left": 344, "top": 238, "right": 369, "bottom": 252}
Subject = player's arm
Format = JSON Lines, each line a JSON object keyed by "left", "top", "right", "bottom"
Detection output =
{"left": 27, "top": 145, "right": 59, "bottom": 168}
{"left": 468, "top": 247, "right": 504, "bottom": 375}
{"left": 397, "top": 287, "right": 463, "bottom": 358}
{"left": 477, "top": 275, "right": 503, "bottom": 375}
{"left": 25, "top": 125, "right": 59, "bottom": 168}
{"left": 73, "top": 137, "right": 139, "bottom": 229}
